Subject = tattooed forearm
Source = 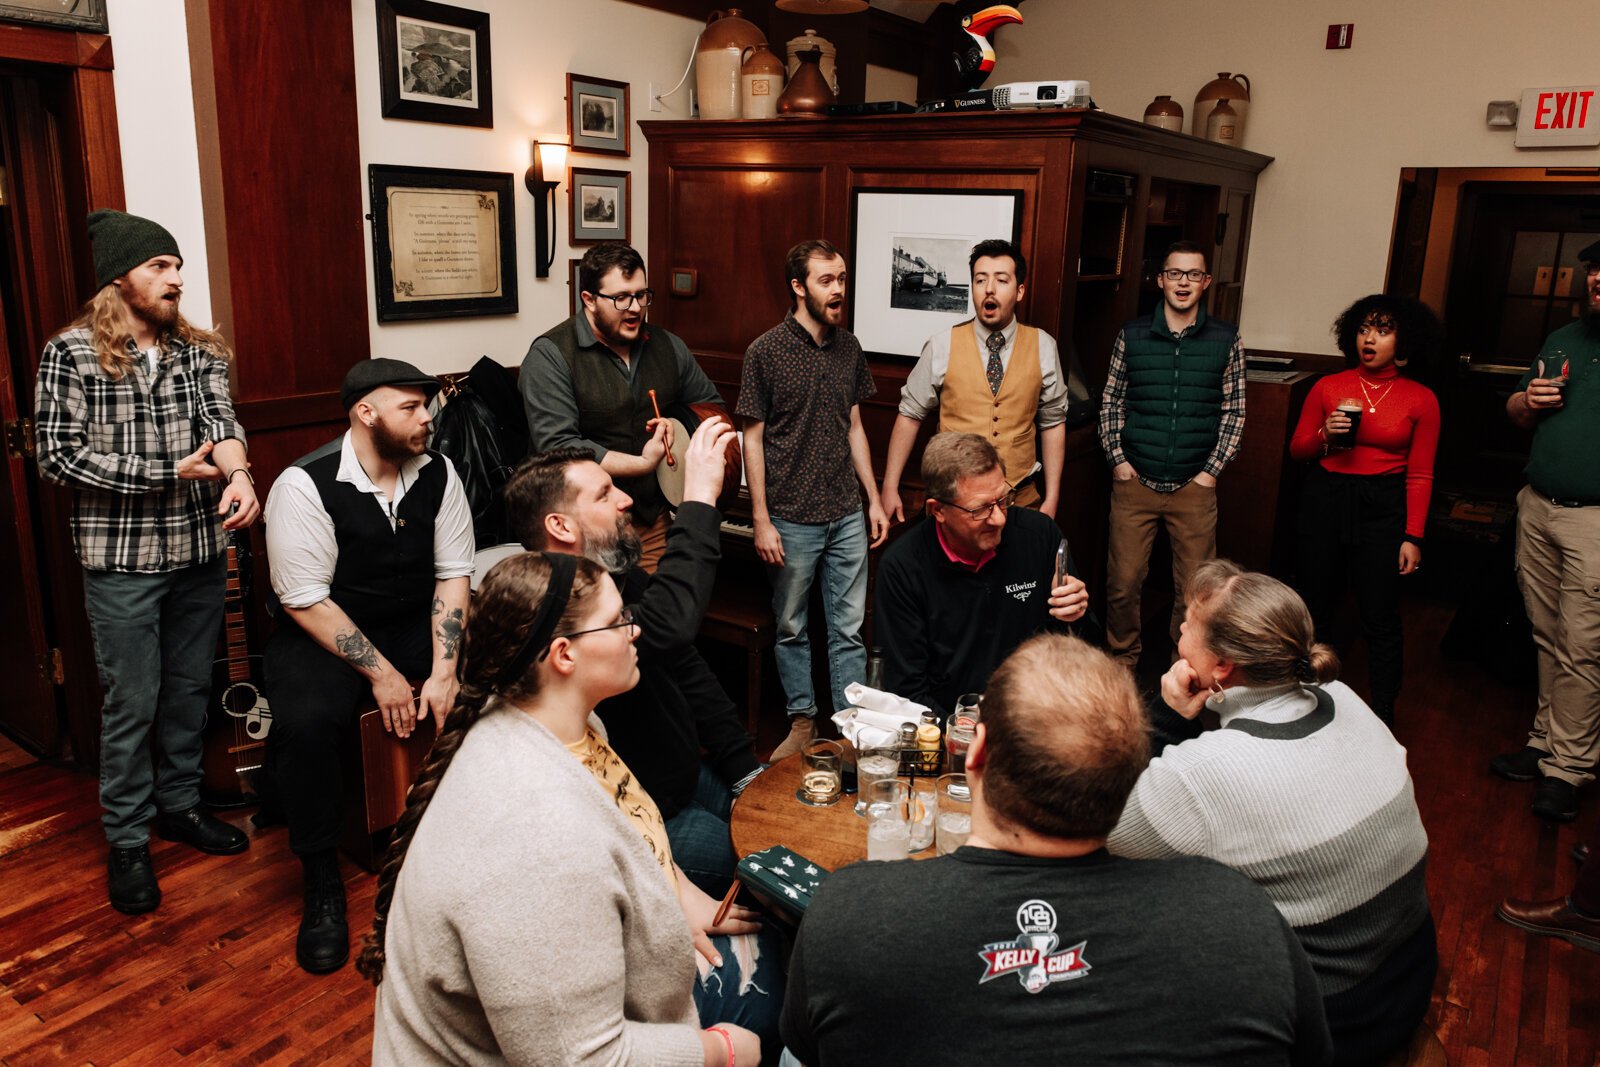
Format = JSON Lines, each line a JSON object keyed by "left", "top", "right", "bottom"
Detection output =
{"left": 437, "top": 607, "right": 464, "bottom": 660}
{"left": 335, "top": 629, "right": 380, "bottom": 672}
{"left": 432, "top": 595, "right": 444, "bottom": 616}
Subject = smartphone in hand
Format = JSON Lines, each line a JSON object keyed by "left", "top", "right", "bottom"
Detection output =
{"left": 1053, "top": 539, "right": 1069, "bottom": 589}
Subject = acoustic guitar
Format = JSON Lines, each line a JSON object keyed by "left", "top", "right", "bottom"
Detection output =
{"left": 200, "top": 529, "right": 271, "bottom": 807}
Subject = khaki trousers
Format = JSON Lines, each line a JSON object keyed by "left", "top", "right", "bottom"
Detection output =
{"left": 1105, "top": 476, "right": 1218, "bottom": 666}
{"left": 1515, "top": 486, "right": 1600, "bottom": 785}
{"left": 633, "top": 511, "right": 672, "bottom": 574}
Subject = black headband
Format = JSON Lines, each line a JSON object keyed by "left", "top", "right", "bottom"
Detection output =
{"left": 492, "top": 552, "right": 579, "bottom": 689}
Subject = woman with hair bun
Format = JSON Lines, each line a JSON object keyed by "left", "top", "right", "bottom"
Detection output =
{"left": 1288, "top": 294, "right": 1444, "bottom": 725}
{"left": 359, "top": 551, "right": 773, "bottom": 1065}
{"left": 1109, "top": 559, "right": 1435, "bottom": 1067}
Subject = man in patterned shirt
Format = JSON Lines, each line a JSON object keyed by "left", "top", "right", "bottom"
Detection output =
{"left": 34, "top": 210, "right": 260, "bottom": 915}
{"left": 1098, "top": 240, "right": 1245, "bottom": 670}
{"left": 739, "top": 239, "right": 888, "bottom": 760}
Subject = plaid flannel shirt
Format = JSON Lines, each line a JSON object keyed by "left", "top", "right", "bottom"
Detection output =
{"left": 1097, "top": 326, "right": 1247, "bottom": 492}
{"left": 34, "top": 325, "right": 244, "bottom": 572}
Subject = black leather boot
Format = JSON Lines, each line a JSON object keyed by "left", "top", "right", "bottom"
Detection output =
{"left": 156, "top": 806, "right": 249, "bottom": 855}
{"left": 108, "top": 844, "right": 161, "bottom": 914}
{"left": 296, "top": 850, "right": 349, "bottom": 974}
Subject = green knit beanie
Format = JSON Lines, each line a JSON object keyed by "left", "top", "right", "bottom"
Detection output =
{"left": 87, "top": 209, "right": 182, "bottom": 289}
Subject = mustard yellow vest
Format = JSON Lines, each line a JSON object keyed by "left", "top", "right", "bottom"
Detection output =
{"left": 940, "top": 322, "right": 1041, "bottom": 486}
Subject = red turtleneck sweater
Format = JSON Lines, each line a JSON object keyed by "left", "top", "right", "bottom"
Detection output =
{"left": 1289, "top": 367, "right": 1441, "bottom": 539}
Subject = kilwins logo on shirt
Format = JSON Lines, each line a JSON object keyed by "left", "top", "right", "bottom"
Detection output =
{"left": 1004, "top": 580, "right": 1038, "bottom": 603}
{"left": 977, "top": 899, "right": 1090, "bottom": 994}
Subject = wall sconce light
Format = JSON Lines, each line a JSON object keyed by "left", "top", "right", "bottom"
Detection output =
{"left": 526, "top": 139, "right": 568, "bottom": 278}
{"left": 1486, "top": 100, "right": 1519, "bottom": 128}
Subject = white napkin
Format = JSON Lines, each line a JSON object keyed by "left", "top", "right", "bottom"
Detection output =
{"left": 831, "top": 683, "right": 930, "bottom": 748}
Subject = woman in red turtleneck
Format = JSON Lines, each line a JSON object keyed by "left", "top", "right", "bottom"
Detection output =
{"left": 1289, "top": 295, "right": 1443, "bottom": 726}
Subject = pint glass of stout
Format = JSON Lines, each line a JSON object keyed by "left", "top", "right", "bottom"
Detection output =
{"left": 1329, "top": 399, "right": 1363, "bottom": 450}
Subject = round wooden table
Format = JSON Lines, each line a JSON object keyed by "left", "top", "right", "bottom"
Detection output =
{"left": 729, "top": 753, "right": 936, "bottom": 872}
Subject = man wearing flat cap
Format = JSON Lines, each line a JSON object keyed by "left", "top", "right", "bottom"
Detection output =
{"left": 1491, "top": 238, "right": 1600, "bottom": 826}
{"left": 34, "top": 209, "right": 260, "bottom": 917}
{"left": 263, "top": 357, "right": 474, "bottom": 973}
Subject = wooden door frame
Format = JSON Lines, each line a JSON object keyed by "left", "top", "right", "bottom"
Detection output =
{"left": 0, "top": 20, "right": 124, "bottom": 762}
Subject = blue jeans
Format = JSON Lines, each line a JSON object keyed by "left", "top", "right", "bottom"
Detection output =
{"left": 665, "top": 763, "right": 736, "bottom": 896}
{"left": 83, "top": 556, "right": 226, "bottom": 847}
{"left": 694, "top": 924, "right": 785, "bottom": 1065}
{"left": 767, "top": 512, "right": 868, "bottom": 718}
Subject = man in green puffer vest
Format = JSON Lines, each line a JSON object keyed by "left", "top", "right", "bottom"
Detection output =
{"left": 1098, "top": 241, "right": 1246, "bottom": 669}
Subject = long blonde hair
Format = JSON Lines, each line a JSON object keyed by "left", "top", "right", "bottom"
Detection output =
{"left": 72, "top": 286, "right": 235, "bottom": 379}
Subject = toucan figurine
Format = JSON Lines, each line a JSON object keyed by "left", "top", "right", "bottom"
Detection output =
{"left": 954, "top": 4, "right": 1024, "bottom": 93}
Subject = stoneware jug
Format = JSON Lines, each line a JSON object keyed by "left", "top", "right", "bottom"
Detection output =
{"left": 1205, "top": 97, "right": 1239, "bottom": 144}
{"left": 1192, "top": 72, "right": 1250, "bottom": 141}
{"left": 1143, "top": 94, "right": 1184, "bottom": 132}
{"left": 741, "top": 42, "right": 785, "bottom": 120}
{"left": 777, "top": 47, "right": 834, "bottom": 118}
{"left": 697, "top": 8, "right": 765, "bottom": 119}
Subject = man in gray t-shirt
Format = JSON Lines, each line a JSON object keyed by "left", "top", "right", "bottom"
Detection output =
{"left": 738, "top": 239, "right": 887, "bottom": 760}
{"left": 781, "top": 634, "right": 1331, "bottom": 1066}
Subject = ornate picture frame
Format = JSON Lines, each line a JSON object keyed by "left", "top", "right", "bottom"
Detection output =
{"left": 0, "top": 0, "right": 106, "bottom": 31}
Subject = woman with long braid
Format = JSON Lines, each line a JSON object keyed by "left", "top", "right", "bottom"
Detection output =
{"left": 359, "top": 551, "right": 771, "bottom": 1065}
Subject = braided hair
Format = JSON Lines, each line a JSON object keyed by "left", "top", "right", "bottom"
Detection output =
{"left": 1184, "top": 559, "right": 1340, "bottom": 688}
{"left": 355, "top": 551, "right": 604, "bottom": 984}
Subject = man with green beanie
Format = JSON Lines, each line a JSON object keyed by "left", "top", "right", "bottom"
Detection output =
{"left": 33, "top": 209, "right": 260, "bottom": 915}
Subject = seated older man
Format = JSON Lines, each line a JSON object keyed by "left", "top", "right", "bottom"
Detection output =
{"left": 874, "top": 431, "right": 1090, "bottom": 720}
{"left": 1109, "top": 559, "right": 1435, "bottom": 1067}
{"left": 781, "top": 633, "right": 1332, "bottom": 1065}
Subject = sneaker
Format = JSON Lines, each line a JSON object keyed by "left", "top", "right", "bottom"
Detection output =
{"left": 1490, "top": 745, "right": 1547, "bottom": 782}
{"left": 108, "top": 844, "right": 161, "bottom": 915}
{"left": 156, "top": 806, "right": 249, "bottom": 855}
{"left": 769, "top": 715, "right": 817, "bottom": 762}
{"left": 1531, "top": 777, "right": 1579, "bottom": 822}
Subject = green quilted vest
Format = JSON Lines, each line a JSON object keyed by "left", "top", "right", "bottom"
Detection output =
{"left": 1120, "top": 305, "right": 1237, "bottom": 485}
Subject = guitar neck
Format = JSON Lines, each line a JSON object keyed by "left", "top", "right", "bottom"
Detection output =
{"left": 224, "top": 537, "right": 252, "bottom": 683}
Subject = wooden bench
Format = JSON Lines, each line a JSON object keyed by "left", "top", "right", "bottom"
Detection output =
{"left": 339, "top": 707, "right": 436, "bottom": 873}
{"left": 699, "top": 578, "right": 776, "bottom": 738}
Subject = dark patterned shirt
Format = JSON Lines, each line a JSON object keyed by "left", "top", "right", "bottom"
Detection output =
{"left": 34, "top": 324, "right": 243, "bottom": 572}
{"left": 737, "top": 313, "right": 876, "bottom": 524}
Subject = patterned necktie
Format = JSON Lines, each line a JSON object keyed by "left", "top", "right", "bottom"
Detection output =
{"left": 985, "top": 331, "right": 1006, "bottom": 396}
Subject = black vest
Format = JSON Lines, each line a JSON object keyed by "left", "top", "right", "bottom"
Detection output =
{"left": 294, "top": 437, "right": 447, "bottom": 630}
{"left": 538, "top": 316, "right": 681, "bottom": 524}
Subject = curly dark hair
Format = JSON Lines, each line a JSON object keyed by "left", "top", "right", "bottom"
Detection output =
{"left": 1331, "top": 294, "right": 1444, "bottom": 384}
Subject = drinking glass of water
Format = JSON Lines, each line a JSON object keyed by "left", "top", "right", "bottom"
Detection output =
{"left": 936, "top": 773, "right": 972, "bottom": 855}
{"left": 796, "top": 738, "right": 843, "bottom": 807}
{"left": 865, "top": 779, "right": 911, "bottom": 860}
{"left": 908, "top": 777, "right": 936, "bottom": 852}
{"left": 953, "top": 693, "right": 982, "bottom": 731}
{"left": 854, "top": 745, "right": 900, "bottom": 816}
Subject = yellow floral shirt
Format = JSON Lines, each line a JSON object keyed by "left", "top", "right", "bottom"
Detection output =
{"left": 566, "top": 726, "right": 677, "bottom": 890}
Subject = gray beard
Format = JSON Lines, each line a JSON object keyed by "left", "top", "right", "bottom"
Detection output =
{"left": 589, "top": 520, "right": 642, "bottom": 575}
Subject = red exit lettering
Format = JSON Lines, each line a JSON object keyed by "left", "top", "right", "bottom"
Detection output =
{"left": 1534, "top": 90, "right": 1594, "bottom": 130}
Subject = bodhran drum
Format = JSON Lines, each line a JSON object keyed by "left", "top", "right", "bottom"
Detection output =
{"left": 472, "top": 543, "right": 524, "bottom": 591}
{"left": 656, "top": 401, "right": 743, "bottom": 512}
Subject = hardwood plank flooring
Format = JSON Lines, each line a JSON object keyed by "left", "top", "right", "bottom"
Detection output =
{"left": 1, "top": 597, "right": 1597, "bottom": 1064}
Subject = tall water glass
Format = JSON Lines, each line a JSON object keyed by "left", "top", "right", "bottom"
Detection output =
{"left": 937, "top": 773, "right": 972, "bottom": 855}
{"left": 865, "top": 779, "right": 911, "bottom": 860}
{"left": 952, "top": 692, "right": 982, "bottom": 731}
{"left": 797, "top": 739, "right": 842, "bottom": 806}
{"left": 945, "top": 722, "right": 975, "bottom": 775}
{"left": 908, "top": 777, "right": 936, "bottom": 852}
{"left": 854, "top": 745, "right": 900, "bottom": 816}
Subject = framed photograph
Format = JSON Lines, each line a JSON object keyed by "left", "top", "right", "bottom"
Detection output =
{"left": 568, "top": 167, "right": 631, "bottom": 244}
{"left": 568, "top": 257, "right": 583, "bottom": 316}
{"left": 0, "top": 0, "right": 106, "bottom": 31}
{"left": 376, "top": 0, "right": 493, "bottom": 128}
{"left": 567, "top": 73, "right": 630, "bottom": 157}
{"left": 848, "top": 188, "right": 1024, "bottom": 358}
{"left": 368, "top": 164, "right": 518, "bottom": 322}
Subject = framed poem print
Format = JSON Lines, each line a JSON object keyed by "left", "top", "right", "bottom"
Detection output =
{"left": 568, "top": 167, "right": 631, "bottom": 244}
{"left": 567, "top": 73, "right": 630, "bottom": 157}
{"left": 848, "top": 187, "right": 1023, "bottom": 359}
{"left": 0, "top": 0, "right": 106, "bottom": 31}
{"left": 376, "top": 0, "right": 493, "bottom": 128}
{"left": 368, "top": 164, "right": 518, "bottom": 322}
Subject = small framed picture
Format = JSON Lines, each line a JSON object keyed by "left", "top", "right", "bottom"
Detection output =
{"left": 567, "top": 73, "right": 629, "bottom": 157}
{"left": 376, "top": 0, "right": 493, "bottom": 129}
{"left": 568, "top": 257, "right": 584, "bottom": 316}
{"left": 568, "top": 167, "right": 631, "bottom": 244}
{"left": 0, "top": 0, "right": 107, "bottom": 31}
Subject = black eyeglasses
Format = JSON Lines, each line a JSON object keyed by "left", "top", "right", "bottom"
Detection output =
{"left": 934, "top": 489, "right": 1015, "bottom": 522}
{"left": 1159, "top": 268, "right": 1210, "bottom": 282}
{"left": 538, "top": 606, "right": 636, "bottom": 660}
{"left": 593, "top": 289, "right": 653, "bottom": 310}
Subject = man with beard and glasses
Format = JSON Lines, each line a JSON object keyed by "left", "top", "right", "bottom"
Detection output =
{"left": 739, "top": 239, "right": 889, "bottom": 760}
{"left": 520, "top": 242, "right": 724, "bottom": 573}
{"left": 502, "top": 415, "right": 761, "bottom": 894}
{"left": 880, "top": 239, "right": 1070, "bottom": 522}
{"left": 262, "top": 358, "right": 474, "bottom": 973}
{"left": 35, "top": 210, "right": 260, "bottom": 916}
{"left": 1491, "top": 239, "right": 1600, "bottom": 824}
{"left": 1099, "top": 240, "right": 1245, "bottom": 671}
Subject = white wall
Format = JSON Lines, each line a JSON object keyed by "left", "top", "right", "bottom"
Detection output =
{"left": 107, "top": 0, "right": 213, "bottom": 327}
{"left": 1000, "top": 0, "right": 1600, "bottom": 354}
{"left": 350, "top": 0, "right": 702, "bottom": 375}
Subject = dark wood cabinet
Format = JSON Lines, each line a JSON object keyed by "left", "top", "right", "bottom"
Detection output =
{"left": 641, "top": 109, "right": 1272, "bottom": 600}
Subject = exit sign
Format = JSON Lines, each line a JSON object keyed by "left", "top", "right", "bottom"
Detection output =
{"left": 1516, "top": 85, "right": 1600, "bottom": 146}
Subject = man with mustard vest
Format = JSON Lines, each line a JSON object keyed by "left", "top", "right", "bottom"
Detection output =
{"left": 881, "top": 239, "right": 1068, "bottom": 521}
{"left": 1099, "top": 240, "right": 1246, "bottom": 669}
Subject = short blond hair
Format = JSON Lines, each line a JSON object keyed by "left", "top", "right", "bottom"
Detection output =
{"left": 921, "top": 432, "right": 1005, "bottom": 503}
{"left": 1186, "top": 559, "right": 1340, "bottom": 686}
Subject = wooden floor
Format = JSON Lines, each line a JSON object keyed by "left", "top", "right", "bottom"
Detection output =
{"left": 1, "top": 598, "right": 1597, "bottom": 1065}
